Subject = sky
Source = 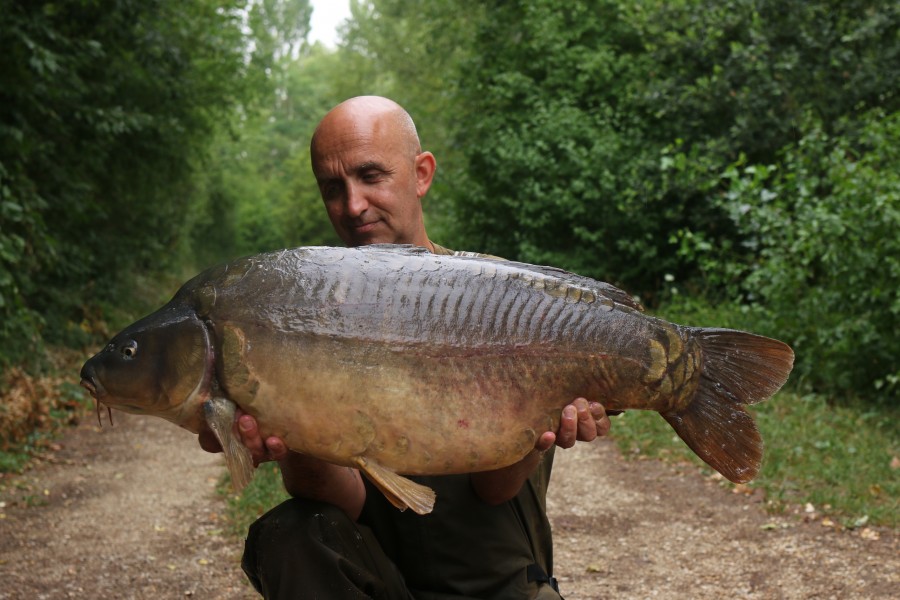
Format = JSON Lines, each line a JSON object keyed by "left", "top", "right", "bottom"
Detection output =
{"left": 308, "top": 0, "right": 352, "bottom": 47}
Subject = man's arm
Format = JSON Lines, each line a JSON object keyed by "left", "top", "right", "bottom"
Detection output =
{"left": 470, "top": 398, "right": 610, "bottom": 505}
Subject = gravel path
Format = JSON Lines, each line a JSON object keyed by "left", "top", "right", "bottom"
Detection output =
{"left": 1, "top": 412, "right": 897, "bottom": 599}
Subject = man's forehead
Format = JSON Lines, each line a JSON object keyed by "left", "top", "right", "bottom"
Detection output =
{"left": 315, "top": 159, "right": 391, "bottom": 181}
{"left": 313, "top": 139, "right": 392, "bottom": 175}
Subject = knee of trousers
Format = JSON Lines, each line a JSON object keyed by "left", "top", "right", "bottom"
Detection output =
{"left": 241, "top": 498, "right": 408, "bottom": 599}
{"left": 245, "top": 497, "right": 359, "bottom": 558}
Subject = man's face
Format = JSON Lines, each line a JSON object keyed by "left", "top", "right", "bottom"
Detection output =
{"left": 311, "top": 112, "right": 432, "bottom": 248}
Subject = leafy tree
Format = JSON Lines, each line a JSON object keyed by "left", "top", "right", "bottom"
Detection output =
{"left": 0, "top": 0, "right": 309, "bottom": 365}
{"left": 190, "top": 47, "right": 345, "bottom": 264}
{"left": 446, "top": 0, "right": 899, "bottom": 295}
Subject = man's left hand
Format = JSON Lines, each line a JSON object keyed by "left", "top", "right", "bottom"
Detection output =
{"left": 535, "top": 398, "right": 611, "bottom": 452}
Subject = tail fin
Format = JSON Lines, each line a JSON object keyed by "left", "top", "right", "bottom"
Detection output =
{"left": 663, "top": 328, "right": 794, "bottom": 483}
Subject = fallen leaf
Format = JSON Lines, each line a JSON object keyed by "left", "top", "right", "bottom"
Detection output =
{"left": 860, "top": 528, "right": 880, "bottom": 541}
{"left": 732, "top": 483, "right": 751, "bottom": 495}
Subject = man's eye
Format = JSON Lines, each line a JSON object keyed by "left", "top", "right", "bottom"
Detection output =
{"left": 321, "top": 183, "right": 342, "bottom": 198}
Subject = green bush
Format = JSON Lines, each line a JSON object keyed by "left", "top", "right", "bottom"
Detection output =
{"left": 707, "top": 109, "right": 899, "bottom": 401}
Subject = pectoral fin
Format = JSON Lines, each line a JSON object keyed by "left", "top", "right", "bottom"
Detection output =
{"left": 204, "top": 397, "right": 255, "bottom": 492}
{"left": 354, "top": 457, "right": 436, "bottom": 515}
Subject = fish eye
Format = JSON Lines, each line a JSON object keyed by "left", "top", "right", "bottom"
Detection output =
{"left": 121, "top": 340, "right": 138, "bottom": 359}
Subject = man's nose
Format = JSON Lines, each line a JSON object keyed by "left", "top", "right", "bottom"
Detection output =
{"left": 345, "top": 182, "right": 368, "bottom": 217}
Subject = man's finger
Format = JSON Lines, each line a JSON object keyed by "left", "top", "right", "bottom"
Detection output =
{"left": 264, "top": 436, "right": 289, "bottom": 461}
{"left": 575, "top": 401, "right": 598, "bottom": 441}
{"left": 590, "top": 402, "right": 612, "bottom": 437}
{"left": 556, "top": 405, "right": 578, "bottom": 448}
{"left": 237, "top": 414, "right": 268, "bottom": 464}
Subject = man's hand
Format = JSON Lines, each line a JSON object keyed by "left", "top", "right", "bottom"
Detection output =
{"left": 472, "top": 398, "right": 612, "bottom": 505}
{"left": 197, "top": 409, "right": 288, "bottom": 466}
{"left": 534, "top": 397, "right": 612, "bottom": 452}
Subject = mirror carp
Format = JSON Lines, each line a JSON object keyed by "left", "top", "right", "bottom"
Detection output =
{"left": 80, "top": 245, "right": 794, "bottom": 514}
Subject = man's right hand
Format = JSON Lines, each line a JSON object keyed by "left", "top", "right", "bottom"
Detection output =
{"left": 197, "top": 409, "right": 288, "bottom": 466}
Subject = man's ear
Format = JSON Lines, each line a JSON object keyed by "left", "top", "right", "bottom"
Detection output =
{"left": 414, "top": 151, "right": 437, "bottom": 198}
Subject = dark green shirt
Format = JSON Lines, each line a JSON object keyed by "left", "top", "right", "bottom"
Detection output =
{"left": 359, "top": 243, "right": 559, "bottom": 600}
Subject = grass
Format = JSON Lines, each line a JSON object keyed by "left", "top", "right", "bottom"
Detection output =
{"left": 632, "top": 293, "right": 900, "bottom": 527}
{"left": 218, "top": 464, "right": 290, "bottom": 536}
{"left": 610, "top": 390, "right": 899, "bottom": 527}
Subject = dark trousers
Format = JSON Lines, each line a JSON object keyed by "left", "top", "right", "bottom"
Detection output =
{"left": 241, "top": 498, "right": 414, "bottom": 600}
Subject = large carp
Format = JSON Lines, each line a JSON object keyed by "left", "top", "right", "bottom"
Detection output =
{"left": 80, "top": 245, "right": 793, "bottom": 514}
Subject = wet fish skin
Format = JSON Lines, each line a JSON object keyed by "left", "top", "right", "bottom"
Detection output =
{"left": 80, "top": 245, "right": 794, "bottom": 514}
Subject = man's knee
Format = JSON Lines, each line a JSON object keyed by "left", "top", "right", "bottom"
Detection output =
{"left": 242, "top": 498, "right": 354, "bottom": 595}
{"left": 247, "top": 497, "right": 351, "bottom": 547}
{"left": 241, "top": 498, "right": 409, "bottom": 599}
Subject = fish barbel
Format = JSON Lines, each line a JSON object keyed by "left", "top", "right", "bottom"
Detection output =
{"left": 79, "top": 245, "right": 794, "bottom": 514}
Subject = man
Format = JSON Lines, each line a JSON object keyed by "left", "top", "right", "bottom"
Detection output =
{"left": 203, "top": 96, "right": 612, "bottom": 599}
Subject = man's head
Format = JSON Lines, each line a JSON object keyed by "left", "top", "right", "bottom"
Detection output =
{"left": 310, "top": 96, "right": 437, "bottom": 249}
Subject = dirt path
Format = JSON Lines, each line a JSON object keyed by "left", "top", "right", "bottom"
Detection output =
{"left": 0, "top": 414, "right": 253, "bottom": 599}
{"left": 1, "top": 413, "right": 897, "bottom": 599}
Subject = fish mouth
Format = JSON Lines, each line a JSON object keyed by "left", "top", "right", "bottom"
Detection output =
{"left": 80, "top": 377, "right": 98, "bottom": 397}
{"left": 80, "top": 374, "right": 107, "bottom": 400}
{"left": 80, "top": 376, "right": 113, "bottom": 426}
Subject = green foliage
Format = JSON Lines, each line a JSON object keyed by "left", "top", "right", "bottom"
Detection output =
{"left": 449, "top": 0, "right": 664, "bottom": 285}
{"left": 446, "top": 0, "right": 899, "bottom": 298}
{"left": 612, "top": 391, "right": 899, "bottom": 526}
{"left": 709, "top": 109, "right": 900, "bottom": 400}
{"left": 190, "top": 47, "right": 345, "bottom": 265}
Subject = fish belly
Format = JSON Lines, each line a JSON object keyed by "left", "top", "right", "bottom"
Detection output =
{"left": 216, "top": 327, "right": 648, "bottom": 475}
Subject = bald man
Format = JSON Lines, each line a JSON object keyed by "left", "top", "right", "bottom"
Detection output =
{"left": 211, "top": 97, "right": 612, "bottom": 599}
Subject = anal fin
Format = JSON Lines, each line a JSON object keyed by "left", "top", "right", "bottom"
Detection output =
{"left": 354, "top": 457, "right": 436, "bottom": 515}
{"left": 204, "top": 397, "right": 255, "bottom": 492}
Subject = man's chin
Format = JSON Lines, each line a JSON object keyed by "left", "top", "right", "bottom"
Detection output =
{"left": 347, "top": 229, "right": 394, "bottom": 247}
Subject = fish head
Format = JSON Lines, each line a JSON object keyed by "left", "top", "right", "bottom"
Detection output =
{"left": 79, "top": 305, "right": 214, "bottom": 431}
